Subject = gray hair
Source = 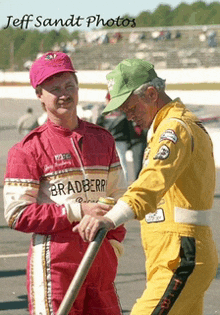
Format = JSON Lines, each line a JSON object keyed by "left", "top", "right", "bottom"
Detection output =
{"left": 133, "top": 77, "right": 166, "bottom": 97}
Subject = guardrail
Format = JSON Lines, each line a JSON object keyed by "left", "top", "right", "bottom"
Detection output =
{"left": 1, "top": 67, "right": 220, "bottom": 85}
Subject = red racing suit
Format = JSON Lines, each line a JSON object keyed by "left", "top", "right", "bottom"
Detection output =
{"left": 4, "top": 118, "right": 127, "bottom": 315}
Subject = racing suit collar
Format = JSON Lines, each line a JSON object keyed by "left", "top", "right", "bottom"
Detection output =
{"left": 147, "top": 98, "right": 182, "bottom": 142}
{"left": 47, "top": 118, "right": 85, "bottom": 139}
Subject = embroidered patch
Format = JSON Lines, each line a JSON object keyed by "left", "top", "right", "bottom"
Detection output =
{"left": 45, "top": 53, "right": 57, "bottom": 60}
{"left": 154, "top": 145, "right": 170, "bottom": 160}
{"left": 145, "top": 208, "right": 165, "bottom": 223}
{"left": 54, "top": 153, "right": 72, "bottom": 161}
{"left": 159, "top": 129, "right": 178, "bottom": 143}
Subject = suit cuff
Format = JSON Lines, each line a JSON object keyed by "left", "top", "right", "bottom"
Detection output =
{"left": 104, "top": 199, "right": 135, "bottom": 228}
{"left": 64, "top": 201, "right": 82, "bottom": 223}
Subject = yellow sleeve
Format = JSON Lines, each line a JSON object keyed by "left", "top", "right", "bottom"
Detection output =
{"left": 120, "top": 119, "right": 193, "bottom": 220}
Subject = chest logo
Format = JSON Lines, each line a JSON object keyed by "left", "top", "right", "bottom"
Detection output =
{"left": 54, "top": 153, "right": 72, "bottom": 161}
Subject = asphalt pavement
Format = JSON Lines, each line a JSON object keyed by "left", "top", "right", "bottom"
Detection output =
{"left": 0, "top": 98, "right": 220, "bottom": 315}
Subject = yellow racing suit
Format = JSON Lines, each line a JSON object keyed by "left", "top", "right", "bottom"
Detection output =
{"left": 109, "top": 98, "right": 218, "bottom": 314}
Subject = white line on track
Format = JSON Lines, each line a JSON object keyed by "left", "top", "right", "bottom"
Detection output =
{"left": 0, "top": 253, "right": 28, "bottom": 259}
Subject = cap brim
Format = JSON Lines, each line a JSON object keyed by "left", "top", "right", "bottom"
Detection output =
{"left": 102, "top": 91, "right": 133, "bottom": 115}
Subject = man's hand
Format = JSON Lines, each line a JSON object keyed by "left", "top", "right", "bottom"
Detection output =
{"left": 81, "top": 203, "right": 111, "bottom": 217}
{"left": 72, "top": 215, "right": 115, "bottom": 242}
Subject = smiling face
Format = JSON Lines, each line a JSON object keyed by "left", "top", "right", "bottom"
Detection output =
{"left": 37, "top": 72, "right": 78, "bottom": 126}
{"left": 119, "top": 87, "right": 159, "bottom": 130}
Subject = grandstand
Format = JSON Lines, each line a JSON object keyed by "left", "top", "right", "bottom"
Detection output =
{"left": 70, "top": 25, "right": 220, "bottom": 70}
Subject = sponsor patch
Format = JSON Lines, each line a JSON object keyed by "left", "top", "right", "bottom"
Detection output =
{"left": 145, "top": 208, "right": 165, "bottom": 223}
{"left": 159, "top": 129, "right": 178, "bottom": 143}
{"left": 54, "top": 153, "right": 72, "bottom": 161}
{"left": 154, "top": 145, "right": 170, "bottom": 160}
{"left": 50, "top": 178, "right": 107, "bottom": 196}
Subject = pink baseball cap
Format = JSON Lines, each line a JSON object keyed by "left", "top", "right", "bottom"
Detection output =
{"left": 30, "top": 51, "right": 76, "bottom": 88}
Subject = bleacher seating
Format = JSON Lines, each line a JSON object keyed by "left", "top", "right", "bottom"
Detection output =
{"left": 70, "top": 26, "right": 220, "bottom": 70}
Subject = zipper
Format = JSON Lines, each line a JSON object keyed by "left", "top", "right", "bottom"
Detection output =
{"left": 70, "top": 137, "right": 89, "bottom": 201}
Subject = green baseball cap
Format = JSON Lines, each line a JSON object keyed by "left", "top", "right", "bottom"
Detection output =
{"left": 102, "top": 59, "right": 157, "bottom": 114}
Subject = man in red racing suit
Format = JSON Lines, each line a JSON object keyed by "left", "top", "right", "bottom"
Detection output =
{"left": 3, "top": 51, "right": 127, "bottom": 315}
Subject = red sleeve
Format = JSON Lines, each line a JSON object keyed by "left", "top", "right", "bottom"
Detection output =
{"left": 106, "top": 225, "right": 126, "bottom": 243}
{"left": 4, "top": 145, "right": 72, "bottom": 234}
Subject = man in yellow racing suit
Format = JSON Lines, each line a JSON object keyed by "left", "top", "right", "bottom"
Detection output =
{"left": 74, "top": 59, "right": 218, "bottom": 315}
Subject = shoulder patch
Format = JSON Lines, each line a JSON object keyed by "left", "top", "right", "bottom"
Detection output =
{"left": 154, "top": 145, "right": 170, "bottom": 160}
{"left": 159, "top": 129, "right": 178, "bottom": 143}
